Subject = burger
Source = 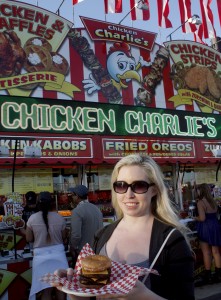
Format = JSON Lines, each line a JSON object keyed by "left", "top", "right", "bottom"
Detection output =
{"left": 79, "top": 254, "right": 111, "bottom": 288}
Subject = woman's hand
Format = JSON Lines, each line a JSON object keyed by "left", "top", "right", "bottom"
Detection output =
{"left": 51, "top": 268, "right": 74, "bottom": 291}
{"left": 51, "top": 268, "right": 82, "bottom": 300}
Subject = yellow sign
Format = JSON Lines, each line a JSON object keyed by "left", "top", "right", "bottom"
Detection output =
{"left": 0, "top": 0, "right": 75, "bottom": 97}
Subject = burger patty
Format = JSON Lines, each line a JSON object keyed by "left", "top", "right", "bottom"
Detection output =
{"left": 79, "top": 276, "right": 108, "bottom": 286}
{"left": 79, "top": 268, "right": 111, "bottom": 286}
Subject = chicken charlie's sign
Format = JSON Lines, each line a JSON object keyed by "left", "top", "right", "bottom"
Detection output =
{"left": 64, "top": 17, "right": 221, "bottom": 113}
{"left": 0, "top": 1, "right": 221, "bottom": 114}
{"left": 0, "top": 0, "right": 79, "bottom": 97}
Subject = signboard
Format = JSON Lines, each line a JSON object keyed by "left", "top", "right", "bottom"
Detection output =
{"left": 199, "top": 141, "right": 221, "bottom": 158}
{"left": 102, "top": 138, "right": 195, "bottom": 159}
{"left": 0, "top": 0, "right": 76, "bottom": 98}
{"left": 0, "top": 1, "right": 220, "bottom": 116}
{"left": 0, "top": 96, "right": 219, "bottom": 139}
{"left": 0, "top": 137, "right": 93, "bottom": 159}
{"left": 0, "top": 169, "right": 53, "bottom": 194}
{"left": 164, "top": 41, "right": 221, "bottom": 113}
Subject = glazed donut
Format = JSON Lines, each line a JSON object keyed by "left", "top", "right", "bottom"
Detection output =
{"left": 81, "top": 254, "right": 111, "bottom": 272}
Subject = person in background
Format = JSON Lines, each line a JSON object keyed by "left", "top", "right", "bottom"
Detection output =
{"left": 0, "top": 196, "right": 5, "bottom": 215}
{"left": 195, "top": 183, "right": 221, "bottom": 285}
{"left": 26, "top": 191, "right": 69, "bottom": 300}
{"left": 52, "top": 154, "right": 195, "bottom": 300}
{"left": 68, "top": 184, "right": 103, "bottom": 266}
{"left": 20, "top": 191, "right": 38, "bottom": 241}
{"left": 22, "top": 191, "right": 38, "bottom": 224}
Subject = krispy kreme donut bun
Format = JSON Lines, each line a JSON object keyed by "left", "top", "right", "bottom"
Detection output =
{"left": 79, "top": 254, "right": 111, "bottom": 288}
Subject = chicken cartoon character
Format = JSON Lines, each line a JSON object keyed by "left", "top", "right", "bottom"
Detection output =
{"left": 83, "top": 42, "right": 151, "bottom": 95}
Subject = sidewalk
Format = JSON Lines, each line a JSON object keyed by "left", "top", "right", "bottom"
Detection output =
{"left": 195, "top": 282, "right": 221, "bottom": 300}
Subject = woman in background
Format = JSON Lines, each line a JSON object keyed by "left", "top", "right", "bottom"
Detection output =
{"left": 195, "top": 183, "right": 221, "bottom": 284}
{"left": 26, "top": 191, "right": 69, "bottom": 300}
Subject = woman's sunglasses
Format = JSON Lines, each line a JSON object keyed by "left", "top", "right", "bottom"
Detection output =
{"left": 113, "top": 181, "right": 155, "bottom": 194}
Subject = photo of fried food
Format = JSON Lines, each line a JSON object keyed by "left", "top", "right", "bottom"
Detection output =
{"left": 0, "top": 30, "right": 26, "bottom": 77}
{"left": 184, "top": 66, "right": 221, "bottom": 99}
{"left": 24, "top": 45, "right": 52, "bottom": 73}
{"left": 50, "top": 52, "right": 69, "bottom": 75}
{"left": 170, "top": 62, "right": 221, "bottom": 102}
{"left": 24, "top": 37, "right": 52, "bottom": 52}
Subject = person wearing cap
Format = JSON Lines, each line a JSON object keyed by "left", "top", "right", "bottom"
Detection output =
{"left": 68, "top": 184, "right": 103, "bottom": 265}
{"left": 22, "top": 191, "right": 38, "bottom": 225}
{"left": 26, "top": 191, "right": 69, "bottom": 300}
{"left": 20, "top": 191, "right": 39, "bottom": 247}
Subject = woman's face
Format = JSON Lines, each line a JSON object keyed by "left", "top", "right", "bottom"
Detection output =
{"left": 115, "top": 165, "right": 157, "bottom": 217}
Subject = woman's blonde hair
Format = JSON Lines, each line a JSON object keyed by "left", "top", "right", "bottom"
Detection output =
{"left": 111, "top": 154, "right": 188, "bottom": 236}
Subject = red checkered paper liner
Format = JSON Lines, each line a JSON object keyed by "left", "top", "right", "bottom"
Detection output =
{"left": 41, "top": 243, "right": 158, "bottom": 296}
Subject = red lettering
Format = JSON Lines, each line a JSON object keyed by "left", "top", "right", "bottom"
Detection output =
{"left": 35, "top": 24, "right": 46, "bottom": 37}
{"left": 24, "top": 8, "right": 35, "bottom": 21}
{"left": 19, "top": 19, "right": 29, "bottom": 31}
{"left": 8, "top": 18, "right": 19, "bottom": 29}
{"left": 44, "top": 28, "right": 55, "bottom": 40}
{"left": 0, "top": 17, "right": 10, "bottom": 30}
{"left": 0, "top": 4, "right": 11, "bottom": 16}
{"left": 28, "top": 74, "right": 35, "bottom": 82}
{"left": 20, "top": 76, "right": 28, "bottom": 84}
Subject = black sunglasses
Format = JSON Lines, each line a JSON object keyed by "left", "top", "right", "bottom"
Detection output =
{"left": 113, "top": 181, "right": 155, "bottom": 194}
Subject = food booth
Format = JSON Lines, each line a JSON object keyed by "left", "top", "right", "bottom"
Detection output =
{"left": 1, "top": 0, "right": 221, "bottom": 299}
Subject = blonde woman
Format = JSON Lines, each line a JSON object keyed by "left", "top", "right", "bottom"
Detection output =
{"left": 53, "top": 154, "right": 195, "bottom": 300}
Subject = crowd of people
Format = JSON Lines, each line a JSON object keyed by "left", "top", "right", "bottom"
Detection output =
{"left": 3, "top": 154, "right": 220, "bottom": 299}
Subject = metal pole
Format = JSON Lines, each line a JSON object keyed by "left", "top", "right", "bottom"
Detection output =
{"left": 56, "top": 0, "right": 65, "bottom": 15}
{"left": 12, "top": 139, "right": 18, "bottom": 193}
{"left": 119, "top": 0, "right": 143, "bottom": 25}
{"left": 166, "top": 22, "right": 187, "bottom": 41}
{"left": 13, "top": 228, "right": 17, "bottom": 259}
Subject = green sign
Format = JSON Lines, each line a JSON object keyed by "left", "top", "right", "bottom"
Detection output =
{"left": 0, "top": 95, "right": 219, "bottom": 139}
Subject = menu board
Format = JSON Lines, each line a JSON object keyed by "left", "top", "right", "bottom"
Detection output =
{"left": 98, "top": 169, "right": 112, "bottom": 190}
{"left": 0, "top": 168, "right": 53, "bottom": 194}
{"left": 195, "top": 170, "right": 221, "bottom": 185}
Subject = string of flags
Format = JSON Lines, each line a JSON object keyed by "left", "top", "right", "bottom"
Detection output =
{"left": 72, "top": 0, "right": 221, "bottom": 44}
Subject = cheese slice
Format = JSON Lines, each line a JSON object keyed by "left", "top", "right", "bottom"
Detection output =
{"left": 82, "top": 268, "right": 108, "bottom": 275}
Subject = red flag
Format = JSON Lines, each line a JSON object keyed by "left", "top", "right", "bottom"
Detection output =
{"left": 178, "top": 0, "right": 197, "bottom": 33}
{"left": 193, "top": 24, "right": 206, "bottom": 44}
{"left": 199, "top": 0, "right": 216, "bottom": 39}
{"left": 130, "top": 0, "right": 150, "bottom": 21}
{"left": 157, "top": 0, "right": 172, "bottom": 28}
{"left": 73, "top": 0, "right": 84, "bottom": 4}
{"left": 217, "top": 0, "right": 221, "bottom": 26}
{"left": 104, "top": 0, "right": 123, "bottom": 13}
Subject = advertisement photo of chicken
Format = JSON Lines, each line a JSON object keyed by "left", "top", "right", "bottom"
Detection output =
{"left": 170, "top": 62, "right": 221, "bottom": 103}
{"left": 0, "top": 30, "right": 26, "bottom": 78}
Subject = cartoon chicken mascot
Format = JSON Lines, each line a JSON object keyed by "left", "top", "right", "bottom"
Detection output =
{"left": 83, "top": 42, "right": 151, "bottom": 95}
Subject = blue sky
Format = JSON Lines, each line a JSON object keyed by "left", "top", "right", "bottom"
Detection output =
{"left": 16, "top": 0, "right": 221, "bottom": 45}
